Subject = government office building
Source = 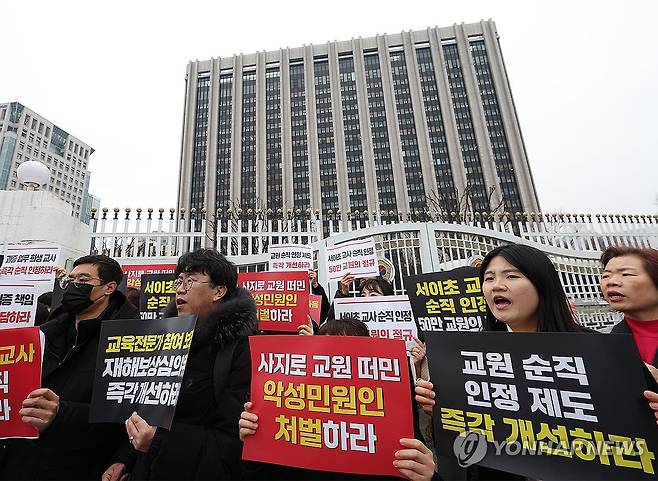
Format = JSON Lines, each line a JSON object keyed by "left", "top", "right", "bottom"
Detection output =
{"left": 177, "top": 20, "right": 540, "bottom": 224}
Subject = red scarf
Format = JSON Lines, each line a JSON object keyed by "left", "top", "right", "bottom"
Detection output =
{"left": 625, "top": 317, "right": 658, "bottom": 365}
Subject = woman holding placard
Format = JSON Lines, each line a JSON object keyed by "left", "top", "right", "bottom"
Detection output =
{"left": 414, "top": 244, "right": 592, "bottom": 480}
{"left": 415, "top": 244, "right": 590, "bottom": 413}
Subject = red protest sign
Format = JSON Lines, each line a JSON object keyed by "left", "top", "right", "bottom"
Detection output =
{"left": 243, "top": 336, "right": 413, "bottom": 477}
{"left": 0, "top": 327, "right": 42, "bottom": 439}
{"left": 239, "top": 271, "right": 309, "bottom": 332}
{"left": 120, "top": 263, "right": 177, "bottom": 289}
{"left": 308, "top": 294, "right": 322, "bottom": 324}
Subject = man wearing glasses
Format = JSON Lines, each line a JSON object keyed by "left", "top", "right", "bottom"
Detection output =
{"left": 102, "top": 248, "right": 258, "bottom": 481}
{"left": 0, "top": 254, "right": 139, "bottom": 480}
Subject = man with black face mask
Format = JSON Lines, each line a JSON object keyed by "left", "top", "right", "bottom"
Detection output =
{"left": 0, "top": 254, "right": 139, "bottom": 480}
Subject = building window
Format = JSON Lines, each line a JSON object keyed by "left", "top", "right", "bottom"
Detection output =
{"left": 49, "top": 126, "right": 68, "bottom": 157}
{"left": 215, "top": 74, "right": 233, "bottom": 214}
{"left": 240, "top": 70, "right": 257, "bottom": 209}
{"left": 364, "top": 53, "right": 397, "bottom": 213}
{"left": 190, "top": 76, "right": 210, "bottom": 218}
{"left": 442, "top": 43, "right": 489, "bottom": 211}
{"left": 290, "top": 62, "right": 310, "bottom": 210}
{"left": 265, "top": 66, "right": 283, "bottom": 211}
{"left": 416, "top": 47, "right": 458, "bottom": 212}
{"left": 389, "top": 49, "right": 427, "bottom": 212}
{"left": 470, "top": 40, "right": 522, "bottom": 211}
{"left": 314, "top": 60, "right": 339, "bottom": 224}
{"left": 338, "top": 56, "right": 367, "bottom": 213}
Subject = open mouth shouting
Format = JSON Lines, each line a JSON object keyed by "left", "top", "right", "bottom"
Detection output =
{"left": 605, "top": 290, "right": 625, "bottom": 303}
{"left": 493, "top": 295, "right": 512, "bottom": 310}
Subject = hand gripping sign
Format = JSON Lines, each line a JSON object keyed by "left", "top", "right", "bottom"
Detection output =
{"left": 243, "top": 335, "right": 413, "bottom": 477}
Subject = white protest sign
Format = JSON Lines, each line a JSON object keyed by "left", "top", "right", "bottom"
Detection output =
{"left": 0, "top": 282, "right": 37, "bottom": 329}
{"left": 325, "top": 237, "right": 379, "bottom": 282}
{"left": 333, "top": 295, "right": 418, "bottom": 351}
{"left": 268, "top": 244, "right": 313, "bottom": 272}
{"left": 0, "top": 244, "right": 61, "bottom": 283}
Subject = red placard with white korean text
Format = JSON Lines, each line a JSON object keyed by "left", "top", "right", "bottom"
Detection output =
{"left": 0, "top": 327, "right": 42, "bottom": 439}
{"left": 308, "top": 294, "right": 322, "bottom": 324}
{"left": 120, "top": 263, "right": 177, "bottom": 289}
{"left": 239, "top": 271, "right": 309, "bottom": 332}
{"left": 243, "top": 336, "right": 413, "bottom": 477}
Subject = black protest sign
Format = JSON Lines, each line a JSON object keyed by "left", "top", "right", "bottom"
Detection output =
{"left": 425, "top": 331, "right": 658, "bottom": 480}
{"left": 90, "top": 316, "right": 197, "bottom": 429}
{"left": 403, "top": 267, "right": 485, "bottom": 333}
{"left": 139, "top": 274, "right": 176, "bottom": 320}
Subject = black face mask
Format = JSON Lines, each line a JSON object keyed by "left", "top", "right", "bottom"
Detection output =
{"left": 61, "top": 283, "right": 105, "bottom": 315}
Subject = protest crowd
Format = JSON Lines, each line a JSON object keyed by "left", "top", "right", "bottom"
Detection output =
{"left": 0, "top": 239, "right": 657, "bottom": 481}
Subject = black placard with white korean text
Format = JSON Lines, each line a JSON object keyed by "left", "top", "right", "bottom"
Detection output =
{"left": 403, "top": 267, "right": 485, "bottom": 333}
{"left": 139, "top": 273, "right": 176, "bottom": 320}
{"left": 90, "top": 316, "right": 196, "bottom": 429}
{"left": 425, "top": 331, "right": 658, "bottom": 480}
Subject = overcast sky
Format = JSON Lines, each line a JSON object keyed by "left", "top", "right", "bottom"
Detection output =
{"left": 3, "top": 0, "right": 657, "bottom": 214}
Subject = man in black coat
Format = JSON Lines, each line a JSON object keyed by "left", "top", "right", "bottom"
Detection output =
{"left": 0, "top": 254, "right": 139, "bottom": 480}
{"left": 103, "top": 248, "right": 258, "bottom": 481}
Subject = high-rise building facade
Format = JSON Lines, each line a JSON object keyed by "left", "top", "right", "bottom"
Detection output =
{"left": 0, "top": 102, "right": 96, "bottom": 222}
{"left": 177, "top": 20, "right": 540, "bottom": 222}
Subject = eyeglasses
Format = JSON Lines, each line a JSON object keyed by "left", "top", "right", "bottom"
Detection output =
{"left": 59, "top": 276, "right": 104, "bottom": 289}
{"left": 174, "top": 277, "right": 212, "bottom": 291}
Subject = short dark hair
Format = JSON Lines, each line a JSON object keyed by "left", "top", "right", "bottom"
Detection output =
{"left": 601, "top": 245, "right": 658, "bottom": 290}
{"left": 37, "top": 291, "right": 53, "bottom": 308}
{"left": 319, "top": 315, "right": 370, "bottom": 336}
{"left": 175, "top": 249, "right": 237, "bottom": 295}
{"left": 125, "top": 287, "right": 140, "bottom": 308}
{"left": 73, "top": 255, "right": 123, "bottom": 285}
{"left": 479, "top": 244, "right": 587, "bottom": 333}
{"left": 358, "top": 277, "right": 394, "bottom": 296}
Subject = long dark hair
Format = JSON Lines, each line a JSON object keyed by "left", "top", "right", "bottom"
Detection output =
{"left": 479, "top": 244, "right": 587, "bottom": 332}
{"left": 319, "top": 315, "right": 370, "bottom": 336}
{"left": 358, "top": 277, "right": 394, "bottom": 296}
